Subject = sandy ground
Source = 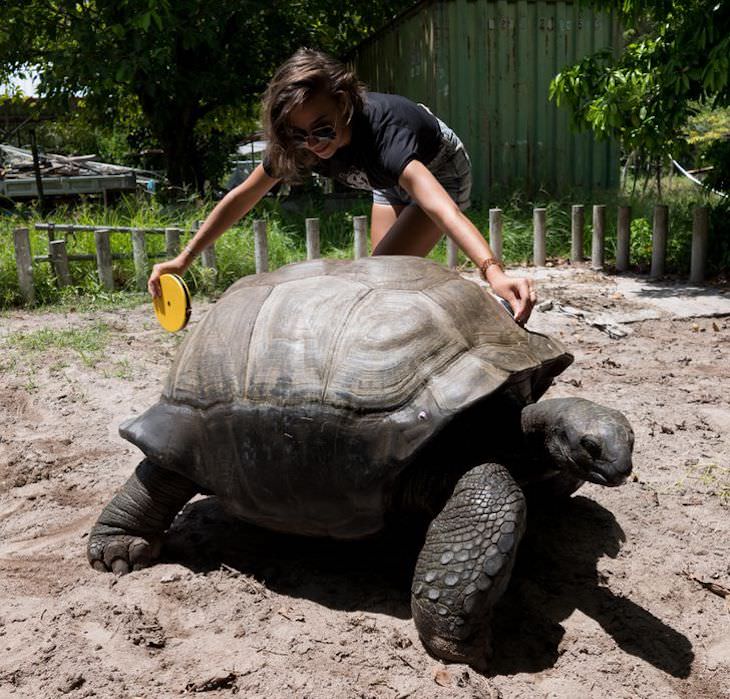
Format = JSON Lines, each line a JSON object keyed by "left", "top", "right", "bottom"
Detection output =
{"left": 0, "top": 265, "right": 728, "bottom": 699}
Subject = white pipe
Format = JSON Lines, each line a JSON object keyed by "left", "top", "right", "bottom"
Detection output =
{"left": 670, "top": 156, "right": 728, "bottom": 199}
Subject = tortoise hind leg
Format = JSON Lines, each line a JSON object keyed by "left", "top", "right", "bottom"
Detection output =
{"left": 88, "top": 458, "right": 197, "bottom": 574}
{"left": 411, "top": 463, "right": 526, "bottom": 670}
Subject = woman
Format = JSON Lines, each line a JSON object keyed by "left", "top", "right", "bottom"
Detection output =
{"left": 148, "top": 48, "right": 537, "bottom": 323}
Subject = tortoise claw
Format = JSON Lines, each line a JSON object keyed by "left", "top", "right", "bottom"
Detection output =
{"left": 87, "top": 528, "right": 161, "bottom": 575}
{"left": 111, "top": 558, "right": 130, "bottom": 575}
{"left": 421, "top": 633, "right": 492, "bottom": 674}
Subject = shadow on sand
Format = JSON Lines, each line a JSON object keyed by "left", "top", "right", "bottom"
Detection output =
{"left": 163, "top": 494, "right": 693, "bottom": 678}
{"left": 489, "top": 496, "right": 693, "bottom": 678}
{"left": 622, "top": 274, "right": 729, "bottom": 301}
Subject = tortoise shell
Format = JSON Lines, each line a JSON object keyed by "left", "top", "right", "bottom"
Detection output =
{"left": 121, "top": 256, "right": 572, "bottom": 537}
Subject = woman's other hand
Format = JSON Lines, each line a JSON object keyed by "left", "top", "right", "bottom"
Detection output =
{"left": 148, "top": 254, "right": 191, "bottom": 298}
{"left": 486, "top": 270, "right": 537, "bottom": 325}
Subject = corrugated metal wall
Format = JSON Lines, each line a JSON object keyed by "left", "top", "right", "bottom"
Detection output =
{"left": 351, "top": 0, "right": 621, "bottom": 203}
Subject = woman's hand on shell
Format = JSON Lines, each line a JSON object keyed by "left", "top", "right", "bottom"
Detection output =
{"left": 487, "top": 272, "right": 537, "bottom": 325}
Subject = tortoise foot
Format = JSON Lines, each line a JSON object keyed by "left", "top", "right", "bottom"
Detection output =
{"left": 87, "top": 524, "right": 162, "bottom": 574}
{"left": 412, "top": 463, "right": 526, "bottom": 672}
{"left": 421, "top": 631, "right": 492, "bottom": 673}
{"left": 87, "top": 459, "right": 197, "bottom": 574}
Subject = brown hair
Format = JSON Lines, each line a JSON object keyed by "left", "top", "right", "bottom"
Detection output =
{"left": 261, "top": 48, "right": 365, "bottom": 182}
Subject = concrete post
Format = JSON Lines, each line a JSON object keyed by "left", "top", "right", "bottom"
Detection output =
{"left": 591, "top": 205, "right": 606, "bottom": 270}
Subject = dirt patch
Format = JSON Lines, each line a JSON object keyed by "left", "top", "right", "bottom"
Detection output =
{"left": 1, "top": 266, "right": 728, "bottom": 698}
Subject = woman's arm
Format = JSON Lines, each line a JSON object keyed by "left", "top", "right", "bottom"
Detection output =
{"left": 148, "top": 164, "right": 280, "bottom": 297}
{"left": 398, "top": 160, "right": 536, "bottom": 324}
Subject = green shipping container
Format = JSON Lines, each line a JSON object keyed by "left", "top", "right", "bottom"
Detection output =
{"left": 351, "top": 0, "right": 621, "bottom": 203}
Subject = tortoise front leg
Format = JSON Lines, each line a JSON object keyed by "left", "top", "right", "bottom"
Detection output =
{"left": 411, "top": 463, "right": 526, "bottom": 670}
{"left": 88, "top": 459, "right": 197, "bottom": 574}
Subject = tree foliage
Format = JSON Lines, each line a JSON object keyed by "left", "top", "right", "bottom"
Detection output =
{"left": 549, "top": 0, "right": 730, "bottom": 189}
{"left": 0, "top": 0, "right": 412, "bottom": 191}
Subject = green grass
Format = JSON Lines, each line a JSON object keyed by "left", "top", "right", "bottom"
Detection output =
{"left": 3, "top": 321, "right": 111, "bottom": 367}
{"left": 1, "top": 183, "right": 728, "bottom": 310}
{"left": 674, "top": 462, "right": 730, "bottom": 503}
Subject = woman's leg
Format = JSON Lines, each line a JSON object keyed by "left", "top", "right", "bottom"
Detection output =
{"left": 370, "top": 202, "right": 406, "bottom": 250}
{"left": 372, "top": 202, "right": 444, "bottom": 257}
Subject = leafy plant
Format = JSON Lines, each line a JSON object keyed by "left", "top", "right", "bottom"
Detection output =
{"left": 550, "top": 0, "right": 730, "bottom": 197}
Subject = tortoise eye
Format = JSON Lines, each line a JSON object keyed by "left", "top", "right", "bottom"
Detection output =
{"left": 580, "top": 436, "right": 602, "bottom": 458}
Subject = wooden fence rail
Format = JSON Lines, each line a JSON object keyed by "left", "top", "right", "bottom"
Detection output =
{"left": 34, "top": 223, "right": 169, "bottom": 234}
{"left": 7, "top": 204, "right": 714, "bottom": 305}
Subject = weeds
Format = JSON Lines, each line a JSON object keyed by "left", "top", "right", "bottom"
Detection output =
{"left": 674, "top": 462, "right": 730, "bottom": 503}
{"left": 4, "top": 322, "right": 110, "bottom": 367}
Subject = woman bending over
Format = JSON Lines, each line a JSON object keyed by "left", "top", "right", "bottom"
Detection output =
{"left": 148, "top": 48, "right": 537, "bottom": 323}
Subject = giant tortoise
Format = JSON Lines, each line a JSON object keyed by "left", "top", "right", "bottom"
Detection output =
{"left": 88, "top": 256, "right": 634, "bottom": 669}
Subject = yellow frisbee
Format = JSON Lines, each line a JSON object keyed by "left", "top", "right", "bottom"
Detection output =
{"left": 153, "top": 274, "right": 191, "bottom": 332}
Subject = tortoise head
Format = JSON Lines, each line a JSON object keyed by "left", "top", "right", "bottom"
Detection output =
{"left": 522, "top": 397, "right": 634, "bottom": 486}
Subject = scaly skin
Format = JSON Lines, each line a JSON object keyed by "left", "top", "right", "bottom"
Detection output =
{"left": 411, "top": 463, "right": 526, "bottom": 670}
{"left": 87, "top": 459, "right": 197, "bottom": 574}
{"left": 521, "top": 398, "right": 634, "bottom": 487}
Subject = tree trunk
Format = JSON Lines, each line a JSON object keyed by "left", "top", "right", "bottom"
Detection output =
{"left": 161, "top": 127, "right": 206, "bottom": 193}
{"left": 137, "top": 94, "right": 206, "bottom": 194}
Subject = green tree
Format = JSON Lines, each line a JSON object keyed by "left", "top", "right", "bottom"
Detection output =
{"left": 1, "top": 1, "right": 411, "bottom": 191}
{"left": 549, "top": 0, "right": 730, "bottom": 195}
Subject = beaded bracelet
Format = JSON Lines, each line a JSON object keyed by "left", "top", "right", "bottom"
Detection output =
{"left": 478, "top": 257, "right": 504, "bottom": 280}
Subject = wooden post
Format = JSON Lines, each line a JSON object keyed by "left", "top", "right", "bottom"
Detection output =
{"left": 12, "top": 228, "right": 35, "bottom": 304}
{"left": 489, "top": 208, "right": 503, "bottom": 261}
{"left": 353, "top": 215, "right": 368, "bottom": 259}
{"left": 616, "top": 206, "right": 631, "bottom": 272}
{"left": 94, "top": 229, "right": 114, "bottom": 291}
{"left": 49, "top": 239, "right": 72, "bottom": 287}
{"left": 165, "top": 227, "right": 181, "bottom": 258}
{"left": 533, "top": 208, "right": 546, "bottom": 266}
{"left": 446, "top": 238, "right": 459, "bottom": 269}
{"left": 201, "top": 244, "right": 217, "bottom": 272}
{"left": 253, "top": 219, "right": 268, "bottom": 273}
{"left": 591, "top": 205, "right": 606, "bottom": 270}
{"left": 131, "top": 228, "right": 148, "bottom": 291}
{"left": 305, "top": 218, "right": 320, "bottom": 259}
{"left": 47, "top": 222, "right": 62, "bottom": 282}
{"left": 650, "top": 204, "right": 669, "bottom": 278}
{"left": 571, "top": 205, "right": 584, "bottom": 263}
{"left": 200, "top": 244, "right": 217, "bottom": 294}
{"left": 690, "top": 206, "right": 709, "bottom": 284}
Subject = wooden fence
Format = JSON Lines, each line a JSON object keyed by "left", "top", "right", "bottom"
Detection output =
{"left": 9, "top": 205, "right": 712, "bottom": 305}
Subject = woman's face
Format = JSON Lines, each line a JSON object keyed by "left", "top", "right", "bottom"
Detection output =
{"left": 287, "top": 91, "right": 351, "bottom": 159}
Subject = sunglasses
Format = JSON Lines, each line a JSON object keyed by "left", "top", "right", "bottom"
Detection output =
{"left": 290, "top": 123, "right": 337, "bottom": 147}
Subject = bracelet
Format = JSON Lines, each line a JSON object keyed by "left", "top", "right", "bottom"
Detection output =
{"left": 478, "top": 257, "right": 504, "bottom": 279}
{"left": 182, "top": 244, "right": 197, "bottom": 259}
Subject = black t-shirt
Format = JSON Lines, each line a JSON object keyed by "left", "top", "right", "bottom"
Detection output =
{"left": 263, "top": 92, "right": 442, "bottom": 190}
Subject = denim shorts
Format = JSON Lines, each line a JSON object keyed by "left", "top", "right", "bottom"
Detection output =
{"left": 372, "top": 107, "right": 472, "bottom": 211}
